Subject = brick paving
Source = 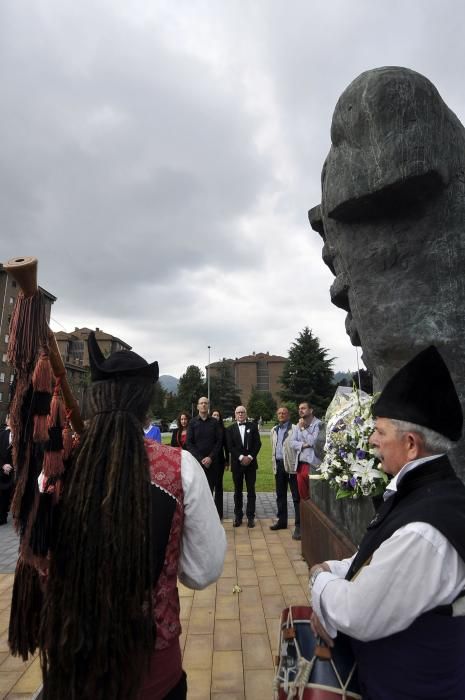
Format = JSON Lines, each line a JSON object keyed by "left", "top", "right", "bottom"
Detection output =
{"left": 0, "top": 493, "right": 306, "bottom": 699}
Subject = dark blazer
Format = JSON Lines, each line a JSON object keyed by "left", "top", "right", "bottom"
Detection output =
{"left": 227, "top": 421, "right": 261, "bottom": 472}
{"left": 0, "top": 428, "right": 14, "bottom": 490}
{"left": 186, "top": 415, "right": 223, "bottom": 465}
{"left": 170, "top": 428, "right": 188, "bottom": 449}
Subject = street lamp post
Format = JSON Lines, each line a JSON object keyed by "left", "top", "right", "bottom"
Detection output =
{"left": 207, "top": 345, "right": 211, "bottom": 405}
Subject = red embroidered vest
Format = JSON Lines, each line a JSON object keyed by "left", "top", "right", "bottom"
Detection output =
{"left": 146, "top": 440, "right": 184, "bottom": 649}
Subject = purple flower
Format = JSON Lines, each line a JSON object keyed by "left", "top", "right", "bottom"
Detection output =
{"left": 339, "top": 449, "right": 347, "bottom": 458}
{"left": 354, "top": 416, "right": 364, "bottom": 426}
{"left": 356, "top": 449, "right": 367, "bottom": 459}
{"left": 349, "top": 476, "right": 357, "bottom": 488}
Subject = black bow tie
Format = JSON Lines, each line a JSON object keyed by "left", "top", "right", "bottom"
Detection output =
{"left": 238, "top": 422, "right": 246, "bottom": 426}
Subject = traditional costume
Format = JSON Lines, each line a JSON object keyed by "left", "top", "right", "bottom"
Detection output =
{"left": 311, "top": 346, "right": 465, "bottom": 699}
{"left": 39, "top": 333, "right": 226, "bottom": 699}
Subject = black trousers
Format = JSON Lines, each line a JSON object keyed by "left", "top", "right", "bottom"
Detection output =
{"left": 202, "top": 464, "right": 218, "bottom": 494}
{"left": 35, "top": 672, "right": 187, "bottom": 700}
{"left": 164, "top": 671, "right": 187, "bottom": 699}
{"left": 0, "top": 485, "right": 13, "bottom": 523}
{"left": 232, "top": 466, "right": 256, "bottom": 519}
{"left": 214, "top": 462, "right": 225, "bottom": 518}
{"left": 274, "top": 459, "right": 300, "bottom": 526}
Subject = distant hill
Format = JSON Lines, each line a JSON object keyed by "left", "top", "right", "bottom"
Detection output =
{"left": 333, "top": 371, "right": 352, "bottom": 385}
{"left": 159, "top": 375, "right": 179, "bottom": 394}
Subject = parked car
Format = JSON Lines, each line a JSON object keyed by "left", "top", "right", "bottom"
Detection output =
{"left": 169, "top": 420, "right": 178, "bottom": 430}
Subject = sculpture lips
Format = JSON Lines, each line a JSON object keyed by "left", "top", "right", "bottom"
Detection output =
{"left": 345, "top": 313, "right": 361, "bottom": 347}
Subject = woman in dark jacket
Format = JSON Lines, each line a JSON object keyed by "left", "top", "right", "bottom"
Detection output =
{"left": 211, "top": 409, "right": 229, "bottom": 519}
{"left": 170, "top": 412, "right": 191, "bottom": 449}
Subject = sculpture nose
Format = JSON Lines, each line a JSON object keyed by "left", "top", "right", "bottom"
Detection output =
{"left": 330, "top": 274, "right": 350, "bottom": 311}
{"left": 308, "top": 205, "right": 325, "bottom": 239}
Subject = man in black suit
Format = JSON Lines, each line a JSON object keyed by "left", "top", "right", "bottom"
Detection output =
{"left": 0, "top": 415, "right": 14, "bottom": 525}
{"left": 186, "top": 396, "right": 222, "bottom": 493}
{"left": 227, "top": 405, "right": 261, "bottom": 528}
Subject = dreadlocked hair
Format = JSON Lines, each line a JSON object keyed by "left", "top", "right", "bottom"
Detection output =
{"left": 40, "top": 377, "right": 156, "bottom": 700}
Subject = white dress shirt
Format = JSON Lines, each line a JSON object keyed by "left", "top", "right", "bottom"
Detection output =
{"left": 311, "top": 456, "right": 465, "bottom": 641}
{"left": 178, "top": 450, "right": 227, "bottom": 589}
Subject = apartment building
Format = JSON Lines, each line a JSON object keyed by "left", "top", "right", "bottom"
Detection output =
{"left": 0, "top": 265, "right": 56, "bottom": 423}
{"left": 208, "top": 351, "right": 286, "bottom": 407}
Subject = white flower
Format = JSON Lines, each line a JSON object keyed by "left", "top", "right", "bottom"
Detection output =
{"left": 317, "top": 388, "right": 385, "bottom": 499}
{"left": 350, "top": 461, "right": 384, "bottom": 485}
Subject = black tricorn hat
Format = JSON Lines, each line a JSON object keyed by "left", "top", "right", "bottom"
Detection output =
{"left": 88, "top": 331, "right": 159, "bottom": 383}
{"left": 373, "top": 346, "right": 462, "bottom": 441}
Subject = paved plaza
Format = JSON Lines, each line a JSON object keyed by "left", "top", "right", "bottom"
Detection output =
{"left": 0, "top": 493, "right": 306, "bottom": 699}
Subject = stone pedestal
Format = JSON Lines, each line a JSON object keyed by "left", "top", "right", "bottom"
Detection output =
{"left": 300, "top": 479, "right": 375, "bottom": 567}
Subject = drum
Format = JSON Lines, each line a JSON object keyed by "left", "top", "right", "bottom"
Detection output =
{"left": 273, "top": 605, "right": 361, "bottom": 700}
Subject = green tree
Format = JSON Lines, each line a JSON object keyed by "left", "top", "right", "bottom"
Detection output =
{"left": 177, "top": 365, "right": 206, "bottom": 416}
{"left": 150, "top": 382, "right": 168, "bottom": 420}
{"left": 209, "top": 360, "right": 241, "bottom": 417}
{"left": 279, "top": 327, "right": 334, "bottom": 416}
{"left": 247, "top": 387, "right": 277, "bottom": 421}
{"left": 165, "top": 393, "right": 179, "bottom": 421}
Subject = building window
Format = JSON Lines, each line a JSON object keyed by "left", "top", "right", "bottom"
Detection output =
{"left": 11, "top": 280, "right": 17, "bottom": 287}
{"left": 9, "top": 297, "right": 13, "bottom": 304}
{"left": 0, "top": 373, "right": 5, "bottom": 383}
{"left": 256, "top": 360, "right": 270, "bottom": 391}
{"left": 4, "top": 335, "right": 8, "bottom": 343}
{"left": 2, "top": 354, "right": 6, "bottom": 363}
{"left": 0, "top": 393, "right": 2, "bottom": 401}
{"left": 10, "top": 374, "right": 14, "bottom": 384}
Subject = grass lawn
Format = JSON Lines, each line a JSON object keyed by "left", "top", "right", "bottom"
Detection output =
{"left": 162, "top": 431, "right": 275, "bottom": 492}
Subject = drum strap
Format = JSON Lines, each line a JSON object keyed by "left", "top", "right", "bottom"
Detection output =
{"left": 349, "top": 555, "right": 372, "bottom": 581}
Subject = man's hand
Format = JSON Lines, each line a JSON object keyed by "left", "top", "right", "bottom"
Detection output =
{"left": 241, "top": 455, "right": 252, "bottom": 466}
{"left": 310, "top": 610, "right": 334, "bottom": 647}
{"left": 310, "top": 562, "right": 330, "bottom": 576}
{"left": 2, "top": 463, "right": 13, "bottom": 475}
{"left": 201, "top": 456, "right": 212, "bottom": 468}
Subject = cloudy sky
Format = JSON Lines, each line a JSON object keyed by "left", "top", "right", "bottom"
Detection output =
{"left": 2, "top": 0, "right": 464, "bottom": 377}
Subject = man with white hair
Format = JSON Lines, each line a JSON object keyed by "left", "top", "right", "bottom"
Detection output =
{"left": 227, "top": 406, "right": 261, "bottom": 528}
{"left": 309, "top": 346, "right": 465, "bottom": 699}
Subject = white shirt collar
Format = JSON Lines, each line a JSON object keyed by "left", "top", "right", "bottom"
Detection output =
{"left": 383, "top": 454, "right": 444, "bottom": 499}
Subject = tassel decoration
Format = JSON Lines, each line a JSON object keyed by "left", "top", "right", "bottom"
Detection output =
{"left": 43, "top": 427, "right": 64, "bottom": 477}
{"left": 32, "top": 351, "right": 52, "bottom": 393}
{"left": 42, "top": 383, "right": 66, "bottom": 476}
{"left": 29, "top": 492, "right": 55, "bottom": 558}
{"left": 8, "top": 558, "right": 43, "bottom": 660}
{"left": 48, "top": 384, "right": 66, "bottom": 429}
{"left": 31, "top": 391, "right": 52, "bottom": 443}
{"left": 62, "top": 419, "right": 73, "bottom": 461}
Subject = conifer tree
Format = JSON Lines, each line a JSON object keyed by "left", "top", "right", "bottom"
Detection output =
{"left": 280, "top": 327, "right": 334, "bottom": 416}
{"left": 177, "top": 365, "right": 206, "bottom": 415}
{"left": 208, "top": 360, "right": 241, "bottom": 416}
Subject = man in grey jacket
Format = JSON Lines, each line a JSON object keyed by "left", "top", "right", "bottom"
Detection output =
{"left": 270, "top": 406, "right": 301, "bottom": 540}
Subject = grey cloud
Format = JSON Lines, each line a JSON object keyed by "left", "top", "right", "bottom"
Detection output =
{"left": 2, "top": 0, "right": 465, "bottom": 376}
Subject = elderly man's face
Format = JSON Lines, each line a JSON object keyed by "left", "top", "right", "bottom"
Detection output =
{"left": 235, "top": 407, "right": 247, "bottom": 422}
{"left": 369, "top": 418, "right": 411, "bottom": 476}
{"left": 277, "top": 408, "right": 290, "bottom": 424}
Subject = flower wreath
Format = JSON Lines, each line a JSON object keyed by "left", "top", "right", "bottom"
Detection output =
{"left": 317, "top": 387, "right": 388, "bottom": 499}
